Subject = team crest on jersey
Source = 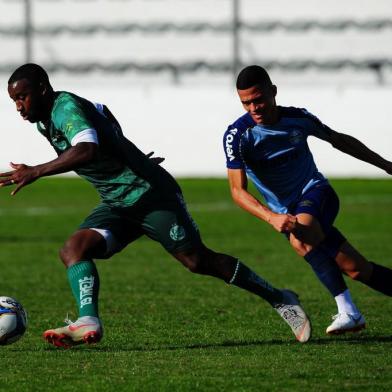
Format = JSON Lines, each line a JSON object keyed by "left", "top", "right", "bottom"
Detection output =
{"left": 169, "top": 224, "right": 186, "bottom": 241}
{"left": 299, "top": 200, "right": 313, "bottom": 207}
{"left": 289, "top": 130, "right": 303, "bottom": 145}
{"left": 52, "top": 133, "right": 68, "bottom": 151}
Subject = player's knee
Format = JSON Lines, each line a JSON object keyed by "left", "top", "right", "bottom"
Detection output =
{"left": 344, "top": 269, "right": 362, "bottom": 281}
{"left": 59, "top": 238, "right": 84, "bottom": 267}
{"left": 187, "top": 259, "right": 204, "bottom": 274}
{"left": 185, "top": 256, "right": 205, "bottom": 274}
{"left": 290, "top": 237, "right": 313, "bottom": 257}
{"left": 59, "top": 243, "right": 73, "bottom": 267}
{"left": 336, "top": 257, "right": 368, "bottom": 281}
{"left": 59, "top": 243, "right": 76, "bottom": 267}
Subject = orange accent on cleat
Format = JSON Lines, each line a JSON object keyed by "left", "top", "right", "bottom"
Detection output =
{"left": 43, "top": 317, "right": 103, "bottom": 348}
{"left": 68, "top": 323, "right": 99, "bottom": 332}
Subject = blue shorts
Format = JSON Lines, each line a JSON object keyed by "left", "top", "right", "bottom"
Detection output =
{"left": 288, "top": 184, "right": 340, "bottom": 233}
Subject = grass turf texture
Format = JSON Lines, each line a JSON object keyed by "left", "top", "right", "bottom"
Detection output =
{"left": 0, "top": 177, "right": 391, "bottom": 391}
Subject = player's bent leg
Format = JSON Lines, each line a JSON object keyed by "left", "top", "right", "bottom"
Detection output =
{"left": 295, "top": 243, "right": 365, "bottom": 335}
{"left": 172, "top": 245, "right": 312, "bottom": 343}
{"left": 147, "top": 196, "right": 311, "bottom": 342}
{"left": 44, "top": 229, "right": 106, "bottom": 348}
{"left": 290, "top": 212, "right": 325, "bottom": 250}
{"left": 289, "top": 217, "right": 349, "bottom": 300}
{"left": 172, "top": 243, "right": 237, "bottom": 281}
{"left": 290, "top": 216, "right": 366, "bottom": 335}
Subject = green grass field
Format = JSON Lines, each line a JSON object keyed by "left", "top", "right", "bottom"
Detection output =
{"left": 0, "top": 178, "right": 391, "bottom": 391}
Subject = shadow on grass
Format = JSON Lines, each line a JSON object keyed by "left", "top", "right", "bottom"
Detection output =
{"left": 7, "top": 334, "right": 392, "bottom": 353}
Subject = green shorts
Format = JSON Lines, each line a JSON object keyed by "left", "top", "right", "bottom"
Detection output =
{"left": 79, "top": 191, "right": 201, "bottom": 257}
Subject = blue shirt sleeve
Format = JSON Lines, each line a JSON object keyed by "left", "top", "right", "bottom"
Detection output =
{"left": 299, "top": 108, "right": 333, "bottom": 140}
{"left": 223, "top": 126, "right": 244, "bottom": 169}
{"left": 223, "top": 113, "right": 255, "bottom": 169}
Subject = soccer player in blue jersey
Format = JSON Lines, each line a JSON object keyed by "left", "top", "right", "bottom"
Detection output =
{"left": 223, "top": 65, "right": 392, "bottom": 334}
{"left": 0, "top": 63, "right": 313, "bottom": 347}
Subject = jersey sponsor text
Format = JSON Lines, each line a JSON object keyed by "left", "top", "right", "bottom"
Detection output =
{"left": 225, "top": 128, "right": 238, "bottom": 161}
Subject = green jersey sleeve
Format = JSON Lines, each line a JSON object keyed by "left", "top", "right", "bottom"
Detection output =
{"left": 51, "top": 93, "right": 95, "bottom": 143}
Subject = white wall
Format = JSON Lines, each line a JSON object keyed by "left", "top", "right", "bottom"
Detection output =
{"left": 1, "top": 75, "right": 391, "bottom": 178}
{"left": 1, "top": 0, "right": 391, "bottom": 177}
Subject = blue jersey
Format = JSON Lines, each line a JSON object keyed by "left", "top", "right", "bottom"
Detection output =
{"left": 223, "top": 106, "right": 331, "bottom": 213}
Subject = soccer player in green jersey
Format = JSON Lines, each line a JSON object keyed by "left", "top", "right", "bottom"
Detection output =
{"left": 2, "top": 63, "right": 311, "bottom": 347}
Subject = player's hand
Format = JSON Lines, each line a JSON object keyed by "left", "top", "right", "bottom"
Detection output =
{"left": 146, "top": 151, "right": 165, "bottom": 165}
{"left": 268, "top": 213, "right": 297, "bottom": 233}
{"left": 0, "top": 162, "right": 39, "bottom": 195}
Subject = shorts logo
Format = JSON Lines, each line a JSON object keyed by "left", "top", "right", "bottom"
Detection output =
{"left": 299, "top": 200, "right": 313, "bottom": 207}
{"left": 169, "top": 224, "right": 186, "bottom": 241}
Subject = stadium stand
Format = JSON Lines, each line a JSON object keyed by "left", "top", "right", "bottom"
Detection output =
{"left": 1, "top": 0, "right": 391, "bottom": 177}
{"left": 1, "top": 0, "right": 392, "bottom": 85}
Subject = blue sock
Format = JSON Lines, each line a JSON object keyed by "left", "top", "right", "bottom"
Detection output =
{"left": 304, "top": 247, "right": 347, "bottom": 297}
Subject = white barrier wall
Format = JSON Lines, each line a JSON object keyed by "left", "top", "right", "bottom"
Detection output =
{"left": 1, "top": 0, "right": 391, "bottom": 178}
{"left": 1, "top": 75, "right": 391, "bottom": 178}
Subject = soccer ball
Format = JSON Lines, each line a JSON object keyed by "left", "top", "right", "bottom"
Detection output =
{"left": 0, "top": 296, "right": 27, "bottom": 345}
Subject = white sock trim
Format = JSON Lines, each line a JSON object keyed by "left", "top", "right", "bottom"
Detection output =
{"left": 229, "top": 260, "right": 241, "bottom": 284}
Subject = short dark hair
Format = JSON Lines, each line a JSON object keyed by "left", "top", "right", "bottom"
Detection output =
{"left": 8, "top": 63, "right": 50, "bottom": 87}
{"left": 236, "top": 65, "right": 272, "bottom": 90}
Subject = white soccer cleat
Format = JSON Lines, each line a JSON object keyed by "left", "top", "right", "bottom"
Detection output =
{"left": 43, "top": 316, "right": 103, "bottom": 348}
{"left": 326, "top": 313, "right": 366, "bottom": 335}
{"left": 274, "top": 289, "right": 312, "bottom": 343}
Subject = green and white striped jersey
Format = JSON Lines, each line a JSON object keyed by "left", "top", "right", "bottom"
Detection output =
{"left": 37, "top": 91, "right": 178, "bottom": 207}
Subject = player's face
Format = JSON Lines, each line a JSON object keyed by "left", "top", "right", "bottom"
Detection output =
{"left": 237, "top": 83, "right": 278, "bottom": 125}
{"left": 8, "top": 78, "right": 46, "bottom": 123}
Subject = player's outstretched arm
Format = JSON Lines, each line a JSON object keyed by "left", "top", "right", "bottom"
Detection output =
{"left": 321, "top": 129, "right": 392, "bottom": 174}
{"left": 228, "top": 168, "right": 296, "bottom": 233}
{"left": 0, "top": 142, "right": 97, "bottom": 195}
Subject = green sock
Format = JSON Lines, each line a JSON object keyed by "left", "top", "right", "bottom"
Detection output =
{"left": 229, "top": 261, "right": 283, "bottom": 306}
{"left": 67, "top": 261, "right": 100, "bottom": 318}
